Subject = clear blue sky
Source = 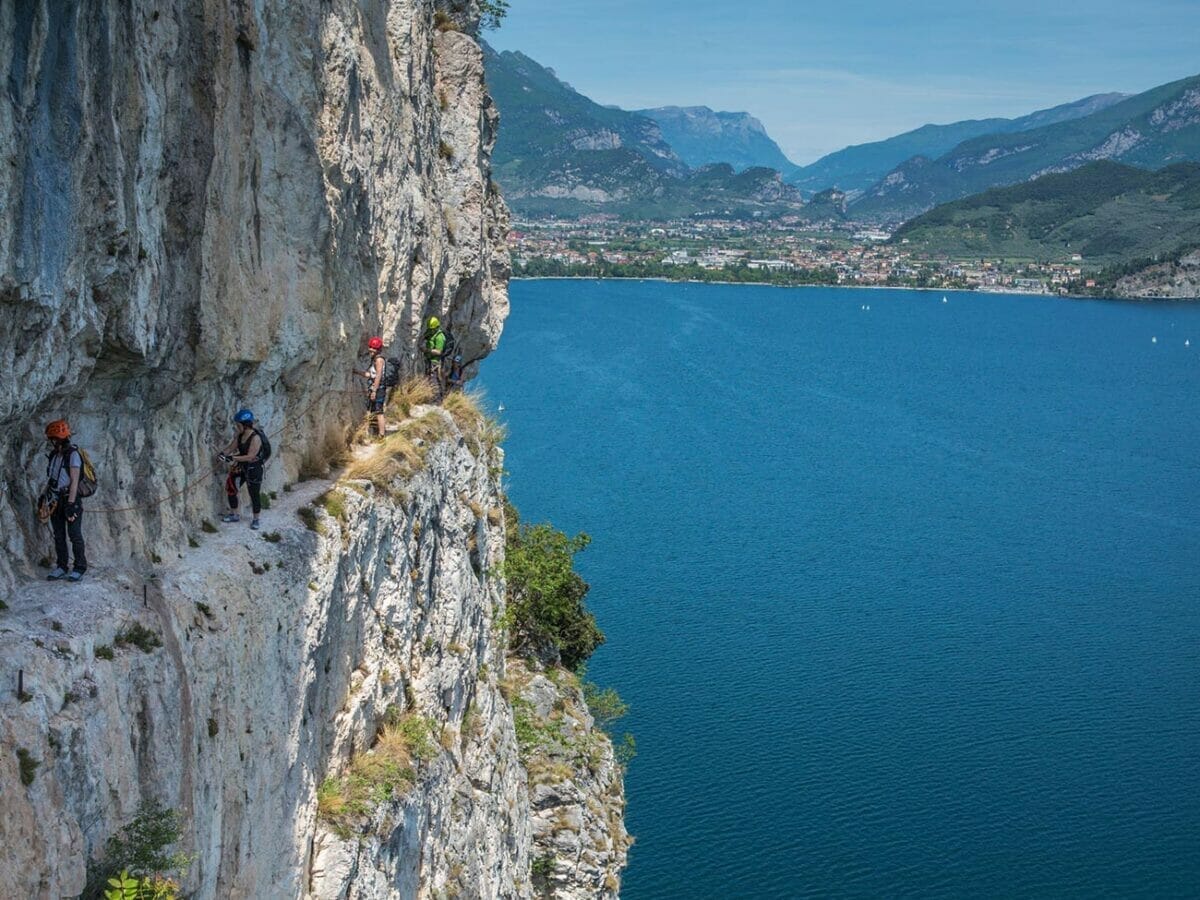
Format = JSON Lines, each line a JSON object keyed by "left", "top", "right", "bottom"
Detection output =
{"left": 487, "top": 0, "right": 1200, "bottom": 165}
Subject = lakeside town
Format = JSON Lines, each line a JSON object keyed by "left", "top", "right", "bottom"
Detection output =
{"left": 508, "top": 217, "right": 1098, "bottom": 295}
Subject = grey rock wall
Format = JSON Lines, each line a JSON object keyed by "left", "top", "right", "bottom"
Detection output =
{"left": 1, "top": 3, "right": 627, "bottom": 895}
{"left": 0, "top": 413, "right": 530, "bottom": 897}
{"left": 0, "top": 0, "right": 508, "bottom": 592}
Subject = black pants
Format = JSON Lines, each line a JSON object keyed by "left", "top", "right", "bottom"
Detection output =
{"left": 226, "top": 464, "right": 263, "bottom": 514}
{"left": 51, "top": 497, "right": 87, "bottom": 573}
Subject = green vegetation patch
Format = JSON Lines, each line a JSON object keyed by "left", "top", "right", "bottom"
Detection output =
{"left": 297, "top": 506, "right": 325, "bottom": 535}
{"left": 114, "top": 623, "right": 162, "bottom": 653}
{"left": 503, "top": 502, "right": 603, "bottom": 669}
{"left": 893, "top": 161, "right": 1200, "bottom": 267}
{"left": 316, "top": 714, "right": 438, "bottom": 838}
{"left": 17, "top": 747, "right": 38, "bottom": 785}
{"left": 81, "top": 800, "right": 190, "bottom": 900}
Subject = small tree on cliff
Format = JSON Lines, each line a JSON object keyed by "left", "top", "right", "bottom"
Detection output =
{"left": 503, "top": 505, "right": 604, "bottom": 669}
{"left": 480, "top": 0, "right": 509, "bottom": 30}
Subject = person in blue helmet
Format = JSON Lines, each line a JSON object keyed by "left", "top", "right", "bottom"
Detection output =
{"left": 218, "top": 409, "right": 268, "bottom": 530}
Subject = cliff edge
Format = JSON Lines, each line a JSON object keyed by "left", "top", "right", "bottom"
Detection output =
{"left": 1, "top": 1, "right": 626, "bottom": 897}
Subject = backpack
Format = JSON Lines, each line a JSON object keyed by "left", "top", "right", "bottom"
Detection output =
{"left": 383, "top": 357, "right": 403, "bottom": 388}
{"left": 440, "top": 329, "right": 457, "bottom": 360}
{"left": 253, "top": 428, "right": 272, "bottom": 464}
{"left": 75, "top": 447, "right": 98, "bottom": 498}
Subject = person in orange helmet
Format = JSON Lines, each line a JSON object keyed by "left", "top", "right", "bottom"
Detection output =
{"left": 43, "top": 420, "right": 88, "bottom": 581}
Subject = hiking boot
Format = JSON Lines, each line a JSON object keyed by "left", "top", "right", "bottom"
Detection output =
{"left": 250, "top": 518, "right": 261, "bottom": 531}
{"left": 221, "top": 513, "right": 241, "bottom": 523}
{"left": 46, "top": 567, "right": 67, "bottom": 581}
{"left": 66, "top": 570, "right": 84, "bottom": 583}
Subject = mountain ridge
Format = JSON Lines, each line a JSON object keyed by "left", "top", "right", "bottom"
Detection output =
{"left": 635, "top": 105, "right": 800, "bottom": 175}
{"left": 892, "top": 159, "right": 1200, "bottom": 266}
{"left": 789, "top": 93, "right": 1129, "bottom": 196}
{"left": 485, "top": 44, "right": 806, "bottom": 218}
{"left": 856, "top": 75, "right": 1200, "bottom": 220}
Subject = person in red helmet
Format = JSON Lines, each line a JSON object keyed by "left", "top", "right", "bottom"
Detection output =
{"left": 43, "top": 419, "right": 88, "bottom": 581}
{"left": 360, "top": 336, "right": 388, "bottom": 438}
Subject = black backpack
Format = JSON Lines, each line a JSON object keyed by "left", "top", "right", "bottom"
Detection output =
{"left": 253, "top": 428, "right": 272, "bottom": 463}
{"left": 441, "top": 329, "right": 457, "bottom": 360}
{"left": 384, "top": 357, "right": 403, "bottom": 387}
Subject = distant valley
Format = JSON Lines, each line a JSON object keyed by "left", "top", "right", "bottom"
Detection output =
{"left": 484, "top": 46, "right": 1200, "bottom": 293}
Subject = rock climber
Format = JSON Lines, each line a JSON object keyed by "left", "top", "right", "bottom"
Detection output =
{"left": 361, "top": 335, "right": 388, "bottom": 438}
{"left": 219, "top": 409, "right": 267, "bottom": 530}
{"left": 424, "top": 316, "right": 447, "bottom": 398}
{"left": 42, "top": 419, "right": 88, "bottom": 582}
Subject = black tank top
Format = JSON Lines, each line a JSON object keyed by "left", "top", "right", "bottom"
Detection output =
{"left": 238, "top": 430, "right": 262, "bottom": 463}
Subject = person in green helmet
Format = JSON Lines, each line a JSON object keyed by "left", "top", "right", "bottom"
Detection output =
{"left": 423, "top": 315, "right": 447, "bottom": 398}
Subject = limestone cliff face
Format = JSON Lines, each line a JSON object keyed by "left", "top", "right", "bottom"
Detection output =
{"left": 0, "top": 2, "right": 627, "bottom": 897}
{"left": 510, "top": 660, "right": 631, "bottom": 899}
{"left": 0, "top": 0, "right": 509, "bottom": 592}
{"left": 1, "top": 408, "right": 628, "bottom": 898}
{"left": 2, "top": 412, "right": 523, "bottom": 897}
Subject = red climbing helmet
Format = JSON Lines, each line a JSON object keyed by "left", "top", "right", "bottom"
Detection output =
{"left": 368, "top": 336, "right": 384, "bottom": 351}
{"left": 45, "top": 419, "right": 71, "bottom": 441}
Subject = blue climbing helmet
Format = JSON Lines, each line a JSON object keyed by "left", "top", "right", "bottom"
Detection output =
{"left": 234, "top": 409, "right": 255, "bottom": 425}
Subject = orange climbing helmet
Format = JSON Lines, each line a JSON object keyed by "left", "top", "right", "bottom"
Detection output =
{"left": 45, "top": 419, "right": 71, "bottom": 441}
{"left": 368, "top": 336, "right": 384, "bottom": 351}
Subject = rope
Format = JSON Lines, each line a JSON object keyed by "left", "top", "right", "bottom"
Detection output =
{"left": 82, "top": 384, "right": 366, "bottom": 515}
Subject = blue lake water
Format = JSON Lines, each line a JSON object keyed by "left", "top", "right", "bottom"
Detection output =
{"left": 479, "top": 280, "right": 1200, "bottom": 899}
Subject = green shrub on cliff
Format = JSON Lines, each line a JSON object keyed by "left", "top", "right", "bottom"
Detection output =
{"left": 480, "top": 0, "right": 509, "bottom": 30}
{"left": 503, "top": 504, "right": 604, "bottom": 668}
{"left": 103, "top": 870, "right": 180, "bottom": 899}
{"left": 83, "top": 801, "right": 189, "bottom": 900}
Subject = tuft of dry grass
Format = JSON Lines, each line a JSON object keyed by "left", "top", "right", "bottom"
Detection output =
{"left": 526, "top": 756, "right": 575, "bottom": 786}
{"left": 345, "top": 434, "right": 421, "bottom": 489}
{"left": 480, "top": 416, "right": 507, "bottom": 454}
{"left": 300, "top": 426, "right": 351, "bottom": 480}
{"left": 443, "top": 391, "right": 506, "bottom": 457}
{"left": 340, "top": 402, "right": 455, "bottom": 499}
{"left": 433, "top": 9, "right": 459, "bottom": 31}
{"left": 323, "top": 427, "right": 352, "bottom": 469}
{"left": 389, "top": 377, "right": 435, "bottom": 419}
{"left": 316, "top": 714, "right": 437, "bottom": 836}
{"left": 442, "top": 390, "right": 483, "bottom": 431}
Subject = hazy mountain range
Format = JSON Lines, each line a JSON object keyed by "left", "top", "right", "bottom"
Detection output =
{"left": 856, "top": 75, "right": 1200, "bottom": 220}
{"left": 484, "top": 45, "right": 1200, "bottom": 225}
{"left": 788, "top": 93, "right": 1128, "bottom": 197}
{"left": 634, "top": 106, "right": 800, "bottom": 176}
{"left": 483, "top": 45, "right": 806, "bottom": 218}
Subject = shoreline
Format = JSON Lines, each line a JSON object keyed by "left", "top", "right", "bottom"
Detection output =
{"left": 510, "top": 275, "right": 1197, "bottom": 303}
